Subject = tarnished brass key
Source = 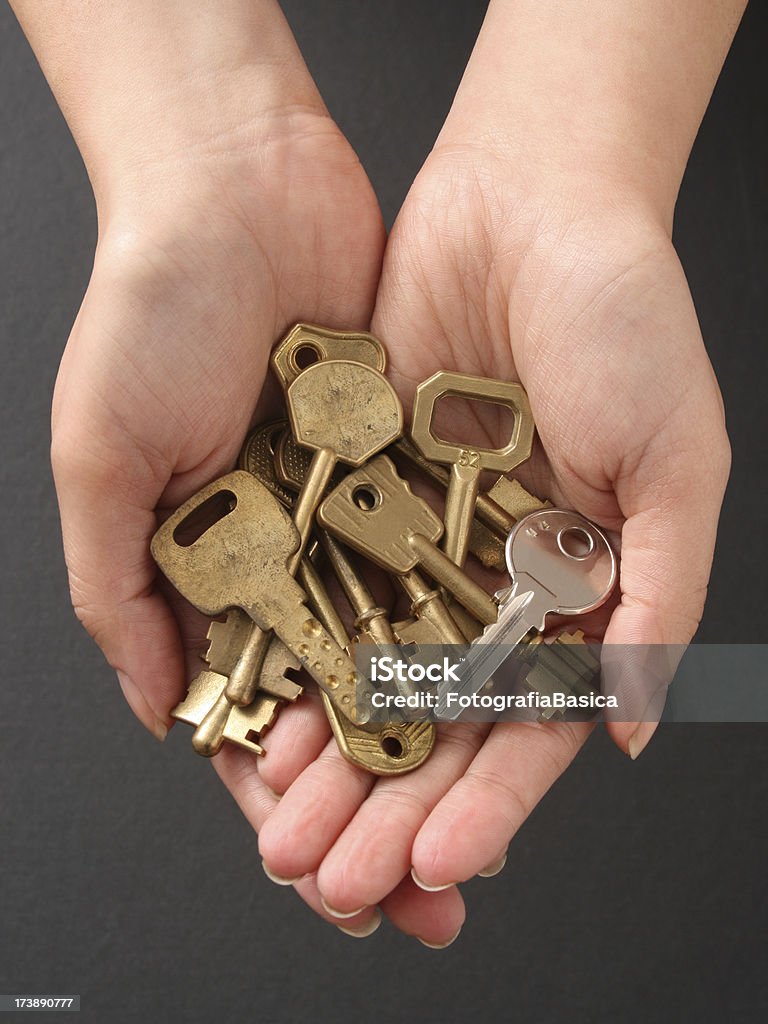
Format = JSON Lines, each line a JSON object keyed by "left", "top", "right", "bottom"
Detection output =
{"left": 173, "top": 628, "right": 302, "bottom": 756}
{"left": 185, "top": 421, "right": 326, "bottom": 758}
{"left": 242, "top": 427, "right": 436, "bottom": 768}
{"left": 152, "top": 471, "right": 369, "bottom": 726}
{"left": 185, "top": 419, "right": 289, "bottom": 753}
{"left": 319, "top": 532, "right": 397, "bottom": 647}
{"left": 286, "top": 360, "right": 403, "bottom": 544}
{"left": 318, "top": 455, "right": 499, "bottom": 627}
{"left": 299, "top": 536, "right": 434, "bottom": 773}
{"left": 390, "top": 436, "right": 550, "bottom": 571}
{"left": 271, "top": 322, "right": 386, "bottom": 390}
{"left": 410, "top": 371, "right": 534, "bottom": 567}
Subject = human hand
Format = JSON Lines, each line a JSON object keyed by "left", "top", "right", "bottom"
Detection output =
{"left": 242, "top": 144, "right": 729, "bottom": 943}
{"left": 28, "top": 0, "right": 449, "bottom": 939}
{"left": 243, "top": 0, "right": 735, "bottom": 941}
{"left": 24, "top": 0, "right": 737, "bottom": 945}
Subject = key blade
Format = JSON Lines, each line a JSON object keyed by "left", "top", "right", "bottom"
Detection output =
{"left": 262, "top": 598, "right": 370, "bottom": 725}
{"left": 435, "top": 589, "right": 540, "bottom": 719}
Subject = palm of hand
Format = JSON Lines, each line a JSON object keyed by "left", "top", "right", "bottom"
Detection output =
{"left": 52, "top": 117, "right": 385, "bottom": 727}
{"left": 219, "top": 150, "right": 729, "bottom": 944}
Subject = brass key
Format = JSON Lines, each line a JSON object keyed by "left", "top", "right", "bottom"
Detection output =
{"left": 247, "top": 432, "right": 436, "bottom": 770}
{"left": 301, "top": 535, "right": 434, "bottom": 774}
{"left": 188, "top": 419, "right": 290, "bottom": 751}
{"left": 173, "top": 627, "right": 303, "bottom": 757}
{"left": 389, "top": 436, "right": 550, "bottom": 571}
{"left": 318, "top": 455, "right": 499, "bottom": 627}
{"left": 186, "top": 420, "right": 328, "bottom": 759}
{"left": 274, "top": 431, "right": 345, "bottom": 495}
{"left": 152, "top": 471, "right": 369, "bottom": 726}
{"left": 319, "top": 532, "right": 397, "bottom": 648}
{"left": 285, "top": 359, "right": 403, "bottom": 545}
{"left": 243, "top": 429, "right": 436, "bottom": 768}
{"left": 271, "top": 322, "right": 387, "bottom": 390}
{"left": 410, "top": 371, "right": 534, "bottom": 567}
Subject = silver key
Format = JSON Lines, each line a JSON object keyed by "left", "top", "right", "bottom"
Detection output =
{"left": 435, "top": 509, "right": 617, "bottom": 719}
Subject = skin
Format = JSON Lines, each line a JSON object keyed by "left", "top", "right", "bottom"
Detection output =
{"left": 12, "top": 0, "right": 742, "bottom": 946}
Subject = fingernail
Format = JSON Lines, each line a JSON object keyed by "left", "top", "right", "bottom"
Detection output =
{"left": 337, "top": 910, "right": 382, "bottom": 938}
{"left": 262, "top": 860, "right": 300, "bottom": 886}
{"left": 478, "top": 851, "right": 508, "bottom": 878}
{"left": 320, "top": 896, "right": 368, "bottom": 920}
{"left": 411, "top": 868, "right": 453, "bottom": 893}
{"left": 628, "top": 720, "right": 659, "bottom": 760}
{"left": 117, "top": 671, "right": 167, "bottom": 741}
{"left": 418, "top": 928, "right": 462, "bottom": 950}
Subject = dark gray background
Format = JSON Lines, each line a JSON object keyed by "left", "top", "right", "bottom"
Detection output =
{"left": 1, "top": 2, "right": 766, "bottom": 1022}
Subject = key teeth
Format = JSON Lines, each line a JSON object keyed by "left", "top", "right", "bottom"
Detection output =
{"left": 522, "top": 630, "right": 602, "bottom": 721}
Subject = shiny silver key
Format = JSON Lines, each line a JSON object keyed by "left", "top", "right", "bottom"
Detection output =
{"left": 435, "top": 509, "right": 617, "bottom": 719}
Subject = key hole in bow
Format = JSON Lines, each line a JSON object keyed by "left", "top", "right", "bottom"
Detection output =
{"left": 172, "top": 490, "right": 238, "bottom": 547}
{"left": 557, "top": 526, "right": 595, "bottom": 560}
{"left": 352, "top": 484, "right": 383, "bottom": 512}
{"left": 380, "top": 730, "right": 407, "bottom": 759}
{"left": 431, "top": 394, "right": 519, "bottom": 452}
{"left": 290, "top": 343, "right": 322, "bottom": 373}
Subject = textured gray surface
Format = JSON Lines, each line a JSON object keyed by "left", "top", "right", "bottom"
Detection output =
{"left": 1, "top": 2, "right": 766, "bottom": 1022}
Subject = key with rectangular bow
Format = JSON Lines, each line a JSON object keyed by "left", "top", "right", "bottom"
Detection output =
{"left": 152, "top": 471, "right": 369, "bottom": 726}
{"left": 317, "top": 454, "right": 499, "bottom": 628}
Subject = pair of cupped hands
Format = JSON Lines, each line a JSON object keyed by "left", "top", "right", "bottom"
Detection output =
{"left": 50, "top": 50, "right": 729, "bottom": 946}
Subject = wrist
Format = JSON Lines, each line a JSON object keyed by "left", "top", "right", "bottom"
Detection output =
{"left": 424, "top": 136, "right": 674, "bottom": 252}
{"left": 437, "top": 0, "right": 745, "bottom": 234}
{"left": 434, "top": 117, "right": 681, "bottom": 239}
{"left": 13, "top": 0, "right": 328, "bottom": 210}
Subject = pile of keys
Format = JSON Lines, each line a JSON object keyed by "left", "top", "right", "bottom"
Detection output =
{"left": 151, "top": 324, "right": 617, "bottom": 777}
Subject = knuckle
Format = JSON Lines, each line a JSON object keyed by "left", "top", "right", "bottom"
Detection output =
{"left": 51, "top": 423, "right": 112, "bottom": 488}
{"left": 469, "top": 765, "right": 530, "bottom": 827}
{"left": 712, "top": 430, "right": 732, "bottom": 488}
{"left": 524, "top": 720, "right": 583, "bottom": 777}
{"left": 435, "top": 722, "right": 488, "bottom": 764}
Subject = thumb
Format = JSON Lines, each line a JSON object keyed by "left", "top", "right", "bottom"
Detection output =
{"left": 50, "top": 309, "right": 243, "bottom": 740}
{"left": 52, "top": 398, "right": 182, "bottom": 740}
{"left": 603, "top": 419, "right": 730, "bottom": 758}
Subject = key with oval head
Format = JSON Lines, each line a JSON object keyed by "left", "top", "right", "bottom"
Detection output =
{"left": 410, "top": 371, "right": 535, "bottom": 567}
{"left": 434, "top": 509, "right": 617, "bottom": 719}
{"left": 318, "top": 454, "right": 499, "bottom": 629}
{"left": 271, "top": 323, "right": 387, "bottom": 390}
{"left": 152, "top": 471, "right": 371, "bottom": 726}
{"left": 286, "top": 359, "right": 403, "bottom": 543}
